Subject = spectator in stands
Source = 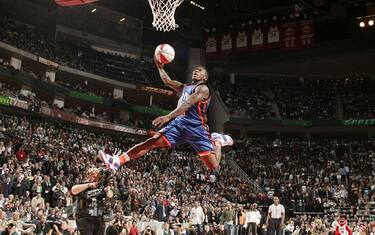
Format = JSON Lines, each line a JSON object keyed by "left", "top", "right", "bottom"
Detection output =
{"left": 246, "top": 203, "right": 261, "bottom": 235}
{"left": 238, "top": 207, "right": 246, "bottom": 235}
{"left": 0, "top": 223, "right": 17, "bottom": 235}
{"left": 284, "top": 219, "right": 295, "bottom": 235}
{"left": 190, "top": 202, "right": 205, "bottom": 234}
{"left": 7, "top": 211, "right": 35, "bottom": 235}
{"left": 34, "top": 214, "right": 52, "bottom": 235}
{"left": 221, "top": 204, "right": 236, "bottom": 235}
{"left": 162, "top": 222, "right": 174, "bottom": 235}
{"left": 31, "top": 193, "right": 45, "bottom": 209}
{"left": 129, "top": 221, "right": 139, "bottom": 235}
{"left": 2, "top": 178, "right": 11, "bottom": 198}
{"left": 142, "top": 225, "right": 155, "bottom": 235}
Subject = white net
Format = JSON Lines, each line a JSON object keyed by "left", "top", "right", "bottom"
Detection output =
{"left": 148, "top": 0, "right": 184, "bottom": 32}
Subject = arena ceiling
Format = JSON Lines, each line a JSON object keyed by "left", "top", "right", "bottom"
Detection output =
{"left": 29, "top": 0, "right": 372, "bottom": 25}
{"left": 97, "top": 0, "right": 303, "bottom": 21}
{"left": 95, "top": 0, "right": 371, "bottom": 33}
{"left": 97, "top": 0, "right": 368, "bottom": 20}
{"left": 27, "top": 0, "right": 372, "bottom": 42}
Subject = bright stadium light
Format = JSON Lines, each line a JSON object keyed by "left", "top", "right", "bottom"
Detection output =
{"left": 91, "top": 8, "right": 97, "bottom": 13}
{"left": 359, "top": 21, "right": 365, "bottom": 28}
{"left": 190, "top": 1, "right": 205, "bottom": 10}
{"left": 369, "top": 20, "right": 374, "bottom": 26}
{"left": 119, "top": 17, "right": 125, "bottom": 22}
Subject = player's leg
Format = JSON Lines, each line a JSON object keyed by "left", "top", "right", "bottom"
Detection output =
{"left": 188, "top": 126, "right": 233, "bottom": 170}
{"left": 99, "top": 134, "right": 169, "bottom": 170}
{"left": 100, "top": 119, "right": 184, "bottom": 171}
{"left": 200, "top": 132, "right": 234, "bottom": 169}
{"left": 199, "top": 144, "right": 222, "bottom": 170}
{"left": 122, "top": 134, "right": 170, "bottom": 163}
{"left": 206, "top": 132, "right": 234, "bottom": 168}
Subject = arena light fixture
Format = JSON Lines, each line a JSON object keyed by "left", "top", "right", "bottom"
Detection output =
{"left": 190, "top": 1, "right": 205, "bottom": 10}
{"left": 91, "top": 8, "right": 97, "bottom": 13}
{"left": 119, "top": 17, "right": 126, "bottom": 22}
{"left": 357, "top": 15, "right": 375, "bottom": 28}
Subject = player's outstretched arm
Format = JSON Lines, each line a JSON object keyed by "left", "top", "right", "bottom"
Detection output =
{"left": 152, "top": 85, "right": 209, "bottom": 128}
{"left": 154, "top": 56, "right": 184, "bottom": 93}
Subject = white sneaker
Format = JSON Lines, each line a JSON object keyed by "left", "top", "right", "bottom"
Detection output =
{"left": 98, "top": 150, "right": 121, "bottom": 172}
{"left": 211, "top": 133, "right": 234, "bottom": 147}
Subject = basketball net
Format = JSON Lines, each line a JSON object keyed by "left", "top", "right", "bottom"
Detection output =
{"left": 148, "top": 0, "right": 184, "bottom": 32}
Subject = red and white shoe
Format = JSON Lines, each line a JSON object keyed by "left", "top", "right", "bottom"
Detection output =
{"left": 211, "top": 133, "right": 234, "bottom": 147}
{"left": 98, "top": 150, "right": 121, "bottom": 172}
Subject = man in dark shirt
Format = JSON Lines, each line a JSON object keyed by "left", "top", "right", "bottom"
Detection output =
{"left": 35, "top": 215, "right": 52, "bottom": 235}
{"left": 71, "top": 167, "right": 113, "bottom": 235}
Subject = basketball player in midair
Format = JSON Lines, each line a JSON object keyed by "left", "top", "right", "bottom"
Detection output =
{"left": 99, "top": 57, "right": 233, "bottom": 171}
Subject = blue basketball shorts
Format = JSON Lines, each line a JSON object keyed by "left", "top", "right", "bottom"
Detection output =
{"left": 159, "top": 118, "right": 214, "bottom": 156}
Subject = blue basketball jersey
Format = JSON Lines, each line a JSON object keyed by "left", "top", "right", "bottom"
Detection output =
{"left": 159, "top": 83, "right": 214, "bottom": 155}
{"left": 176, "top": 83, "right": 211, "bottom": 126}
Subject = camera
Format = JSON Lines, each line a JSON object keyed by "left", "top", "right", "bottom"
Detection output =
{"left": 46, "top": 220, "right": 62, "bottom": 229}
{"left": 99, "top": 168, "right": 113, "bottom": 187}
{"left": 84, "top": 168, "right": 113, "bottom": 200}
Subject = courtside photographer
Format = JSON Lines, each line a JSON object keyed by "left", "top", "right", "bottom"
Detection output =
{"left": 71, "top": 167, "right": 114, "bottom": 235}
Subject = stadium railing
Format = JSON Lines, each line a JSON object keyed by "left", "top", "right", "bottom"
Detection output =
{"left": 225, "top": 151, "right": 264, "bottom": 193}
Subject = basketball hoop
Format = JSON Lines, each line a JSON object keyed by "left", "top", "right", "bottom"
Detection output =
{"left": 148, "top": 0, "right": 184, "bottom": 32}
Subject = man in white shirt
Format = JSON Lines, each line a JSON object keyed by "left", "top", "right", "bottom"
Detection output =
{"left": 266, "top": 197, "right": 285, "bottom": 235}
{"left": 190, "top": 201, "right": 205, "bottom": 234}
{"left": 245, "top": 203, "right": 261, "bottom": 235}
